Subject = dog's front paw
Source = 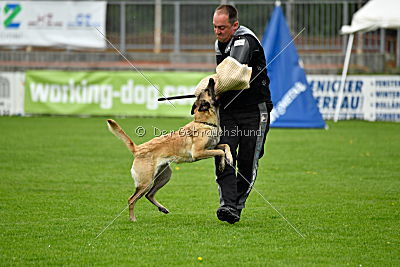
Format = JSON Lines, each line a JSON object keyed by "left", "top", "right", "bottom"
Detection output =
{"left": 219, "top": 158, "right": 226, "bottom": 171}
{"left": 225, "top": 152, "right": 233, "bottom": 167}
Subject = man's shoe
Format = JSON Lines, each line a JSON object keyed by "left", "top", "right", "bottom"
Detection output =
{"left": 216, "top": 207, "right": 240, "bottom": 224}
{"left": 237, "top": 209, "right": 242, "bottom": 217}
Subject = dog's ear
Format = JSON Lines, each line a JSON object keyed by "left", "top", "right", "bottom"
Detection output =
{"left": 198, "top": 101, "right": 211, "bottom": 112}
{"left": 191, "top": 103, "right": 197, "bottom": 115}
{"left": 208, "top": 78, "right": 215, "bottom": 88}
{"left": 207, "top": 78, "right": 217, "bottom": 101}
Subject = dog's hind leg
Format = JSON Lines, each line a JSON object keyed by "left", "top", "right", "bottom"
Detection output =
{"left": 128, "top": 183, "right": 152, "bottom": 222}
{"left": 128, "top": 160, "right": 155, "bottom": 222}
{"left": 146, "top": 164, "right": 172, "bottom": 214}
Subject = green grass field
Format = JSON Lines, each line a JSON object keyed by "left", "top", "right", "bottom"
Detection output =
{"left": 0, "top": 116, "right": 399, "bottom": 266}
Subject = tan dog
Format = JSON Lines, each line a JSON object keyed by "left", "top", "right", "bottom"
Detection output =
{"left": 107, "top": 78, "right": 232, "bottom": 221}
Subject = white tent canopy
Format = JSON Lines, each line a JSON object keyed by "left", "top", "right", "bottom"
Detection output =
{"left": 334, "top": 0, "right": 400, "bottom": 122}
{"left": 341, "top": 0, "right": 400, "bottom": 34}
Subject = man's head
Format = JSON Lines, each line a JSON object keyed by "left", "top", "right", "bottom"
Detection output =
{"left": 213, "top": 5, "right": 239, "bottom": 43}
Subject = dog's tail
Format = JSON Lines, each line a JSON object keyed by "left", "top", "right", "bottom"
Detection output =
{"left": 107, "top": 119, "right": 136, "bottom": 154}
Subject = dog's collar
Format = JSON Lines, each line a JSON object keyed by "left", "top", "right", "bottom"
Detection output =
{"left": 195, "top": 121, "right": 218, "bottom": 128}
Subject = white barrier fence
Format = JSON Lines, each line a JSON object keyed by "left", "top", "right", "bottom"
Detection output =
{"left": 1, "top": 71, "right": 399, "bottom": 122}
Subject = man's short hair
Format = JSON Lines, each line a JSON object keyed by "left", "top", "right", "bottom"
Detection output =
{"left": 215, "top": 5, "right": 238, "bottom": 25}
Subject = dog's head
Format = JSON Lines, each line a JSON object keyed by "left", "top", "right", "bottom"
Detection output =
{"left": 191, "top": 78, "right": 218, "bottom": 116}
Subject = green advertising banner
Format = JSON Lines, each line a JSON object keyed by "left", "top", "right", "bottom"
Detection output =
{"left": 25, "top": 71, "right": 211, "bottom": 116}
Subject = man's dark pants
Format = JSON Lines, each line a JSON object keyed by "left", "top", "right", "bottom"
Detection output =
{"left": 215, "top": 102, "right": 270, "bottom": 211}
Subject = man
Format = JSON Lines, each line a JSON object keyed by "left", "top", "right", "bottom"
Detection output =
{"left": 212, "top": 5, "right": 273, "bottom": 224}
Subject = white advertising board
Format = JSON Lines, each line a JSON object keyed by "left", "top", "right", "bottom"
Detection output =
{"left": 0, "top": 1, "right": 106, "bottom": 49}
{"left": 0, "top": 72, "right": 25, "bottom": 116}
{"left": 309, "top": 75, "right": 400, "bottom": 122}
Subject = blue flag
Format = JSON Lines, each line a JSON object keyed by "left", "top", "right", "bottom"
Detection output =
{"left": 261, "top": 5, "right": 325, "bottom": 128}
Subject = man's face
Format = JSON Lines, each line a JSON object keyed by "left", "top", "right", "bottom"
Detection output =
{"left": 213, "top": 11, "right": 238, "bottom": 43}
